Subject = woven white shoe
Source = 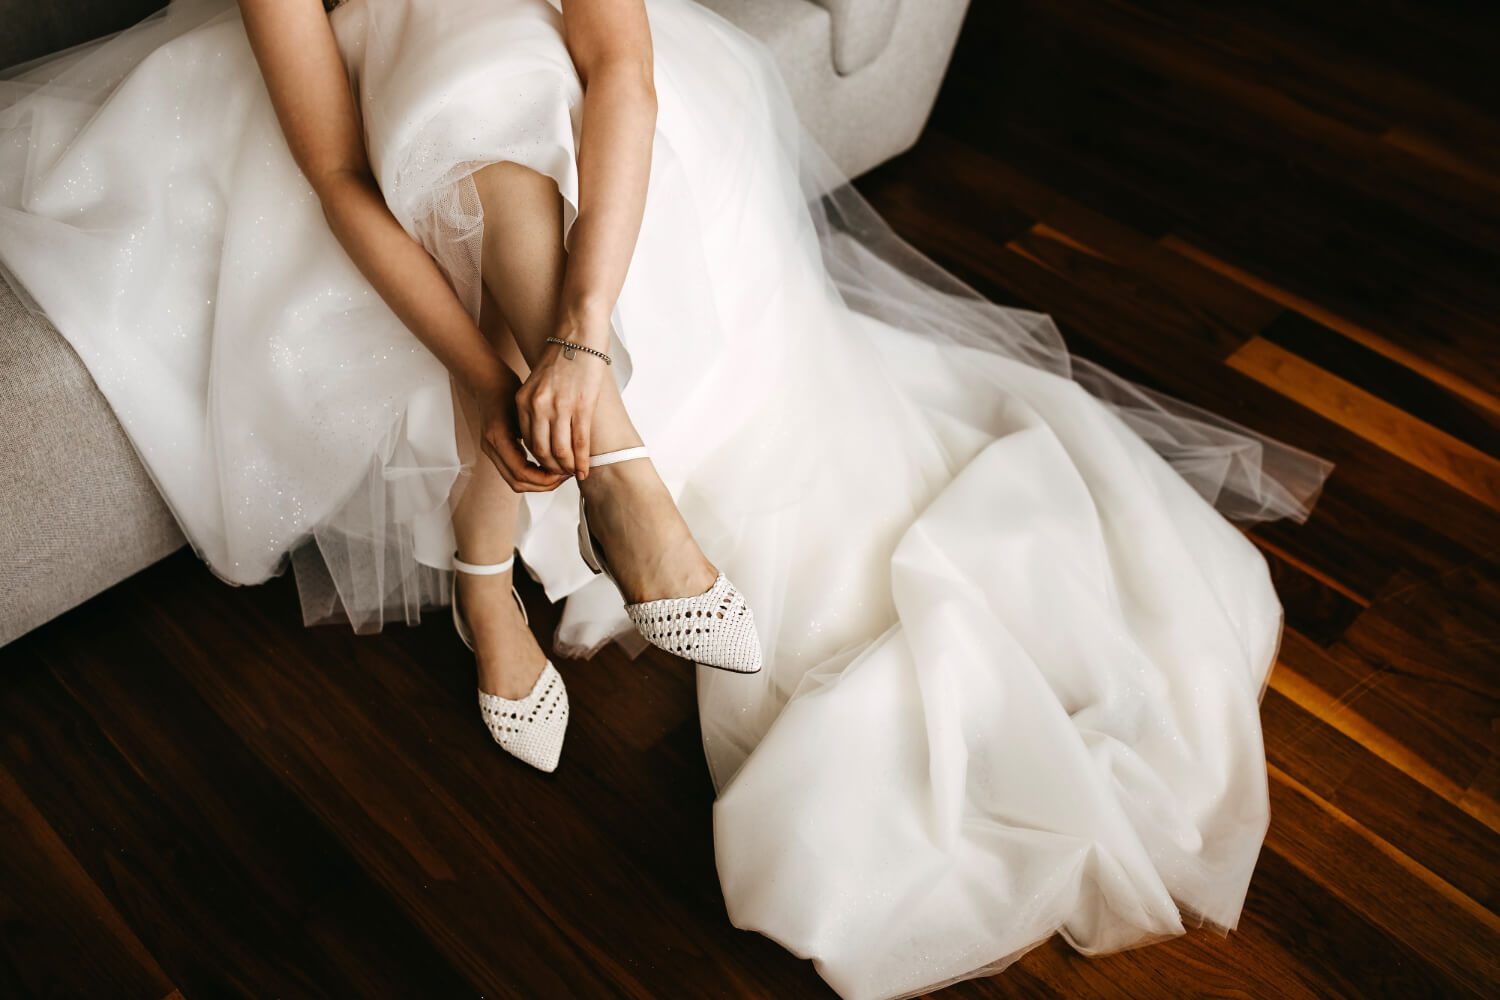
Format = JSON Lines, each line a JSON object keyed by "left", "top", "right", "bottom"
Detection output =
{"left": 577, "top": 445, "right": 763, "bottom": 674}
{"left": 452, "top": 550, "right": 569, "bottom": 773}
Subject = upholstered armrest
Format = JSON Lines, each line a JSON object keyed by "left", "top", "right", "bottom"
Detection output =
{"left": 809, "top": 0, "right": 900, "bottom": 75}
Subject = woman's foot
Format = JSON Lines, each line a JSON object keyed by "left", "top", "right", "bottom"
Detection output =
{"left": 457, "top": 570, "right": 551, "bottom": 699}
{"left": 579, "top": 455, "right": 718, "bottom": 604}
{"left": 576, "top": 446, "right": 763, "bottom": 675}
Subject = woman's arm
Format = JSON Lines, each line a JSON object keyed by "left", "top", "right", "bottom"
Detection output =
{"left": 237, "top": 0, "right": 565, "bottom": 492}
{"left": 557, "top": 0, "right": 657, "bottom": 346}
{"left": 515, "top": 0, "right": 657, "bottom": 479}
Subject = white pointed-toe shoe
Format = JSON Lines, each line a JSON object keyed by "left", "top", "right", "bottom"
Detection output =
{"left": 576, "top": 445, "right": 763, "bottom": 674}
{"left": 451, "top": 550, "right": 569, "bottom": 773}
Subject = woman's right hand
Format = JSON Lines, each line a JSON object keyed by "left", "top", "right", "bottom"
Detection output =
{"left": 476, "top": 366, "right": 572, "bottom": 493}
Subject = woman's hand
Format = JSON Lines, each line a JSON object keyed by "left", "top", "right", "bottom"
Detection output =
{"left": 477, "top": 365, "right": 572, "bottom": 493}
{"left": 515, "top": 326, "right": 611, "bottom": 480}
{"left": 509, "top": 0, "right": 654, "bottom": 481}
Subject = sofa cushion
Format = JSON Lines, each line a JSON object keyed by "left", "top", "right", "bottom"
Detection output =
{"left": 810, "top": 0, "right": 900, "bottom": 75}
{"left": 698, "top": 0, "right": 968, "bottom": 177}
{"left": 0, "top": 275, "right": 185, "bottom": 646}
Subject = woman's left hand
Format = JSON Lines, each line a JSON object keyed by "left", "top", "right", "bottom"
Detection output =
{"left": 515, "top": 334, "right": 609, "bottom": 480}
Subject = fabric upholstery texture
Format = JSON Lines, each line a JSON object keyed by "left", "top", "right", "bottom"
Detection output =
{"left": 0, "top": 0, "right": 969, "bottom": 646}
{"left": 0, "top": 279, "right": 186, "bottom": 647}
{"left": 808, "top": 0, "right": 901, "bottom": 75}
{"left": 698, "top": 0, "right": 968, "bottom": 178}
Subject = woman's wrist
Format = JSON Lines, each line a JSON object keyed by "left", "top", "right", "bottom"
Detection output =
{"left": 554, "top": 293, "right": 614, "bottom": 351}
{"left": 458, "top": 348, "right": 512, "bottom": 399}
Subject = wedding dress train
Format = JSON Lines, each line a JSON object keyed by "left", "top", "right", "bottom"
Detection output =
{"left": 0, "top": 1, "right": 1333, "bottom": 997}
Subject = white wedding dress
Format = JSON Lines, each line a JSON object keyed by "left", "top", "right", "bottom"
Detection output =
{"left": 0, "top": 1, "right": 1334, "bottom": 997}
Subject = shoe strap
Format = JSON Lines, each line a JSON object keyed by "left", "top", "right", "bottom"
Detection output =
{"left": 453, "top": 551, "right": 515, "bottom": 575}
{"left": 587, "top": 445, "right": 650, "bottom": 467}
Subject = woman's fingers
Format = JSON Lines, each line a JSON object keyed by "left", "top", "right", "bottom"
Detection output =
{"left": 530, "top": 416, "right": 563, "bottom": 474}
{"left": 515, "top": 391, "right": 533, "bottom": 454}
{"left": 492, "top": 376, "right": 567, "bottom": 490}
{"left": 486, "top": 432, "right": 566, "bottom": 492}
{"left": 573, "top": 414, "right": 590, "bottom": 480}
{"left": 517, "top": 387, "right": 563, "bottom": 475}
{"left": 516, "top": 364, "right": 602, "bottom": 477}
{"left": 552, "top": 413, "right": 576, "bottom": 476}
{"left": 483, "top": 438, "right": 527, "bottom": 492}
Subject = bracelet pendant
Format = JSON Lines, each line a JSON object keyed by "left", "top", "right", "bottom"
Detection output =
{"left": 546, "top": 335, "right": 612, "bottom": 365}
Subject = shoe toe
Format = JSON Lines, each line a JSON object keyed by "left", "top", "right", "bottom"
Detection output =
{"left": 626, "top": 571, "right": 764, "bottom": 673}
{"left": 478, "top": 662, "right": 570, "bottom": 773}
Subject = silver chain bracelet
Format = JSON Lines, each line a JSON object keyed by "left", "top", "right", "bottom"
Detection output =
{"left": 545, "top": 336, "right": 612, "bottom": 365}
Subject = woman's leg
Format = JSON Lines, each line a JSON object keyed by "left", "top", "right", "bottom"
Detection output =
{"left": 470, "top": 160, "right": 717, "bottom": 606}
{"left": 450, "top": 283, "right": 550, "bottom": 700}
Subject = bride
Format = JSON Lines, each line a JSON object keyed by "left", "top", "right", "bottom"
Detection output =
{"left": 0, "top": 0, "right": 1334, "bottom": 997}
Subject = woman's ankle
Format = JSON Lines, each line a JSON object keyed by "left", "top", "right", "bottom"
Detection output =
{"left": 458, "top": 574, "right": 548, "bottom": 697}
{"left": 581, "top": 379, "right": 643, "bottom": 465}
{"left": 582, "top": 432, "right": 646, "bottom": 470}
{"left": 456, "top": 570, "right": 517, "bottom": 634}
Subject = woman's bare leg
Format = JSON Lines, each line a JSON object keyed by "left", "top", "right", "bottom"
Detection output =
{"left": 470, "top": 160, "right": 716, "bottom": 605}
{"left": 450, "top": 285, "right": 550, "bottom": 700}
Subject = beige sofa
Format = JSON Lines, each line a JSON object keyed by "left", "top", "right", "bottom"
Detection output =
{"left": 0, "top": 0, "right": 970, "bottom": 647}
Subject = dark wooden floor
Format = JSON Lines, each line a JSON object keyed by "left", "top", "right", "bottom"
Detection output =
{"left": 5, "top": 1, "right": 1499, "bottom": 997}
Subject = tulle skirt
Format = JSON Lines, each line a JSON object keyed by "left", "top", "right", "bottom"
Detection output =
{"left": 0, "top": 1, "right": 1333, "bottom": 997}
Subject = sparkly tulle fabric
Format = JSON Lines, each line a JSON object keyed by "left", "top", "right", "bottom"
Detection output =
{"left": 0, "top": 1, "right": 1333, "bottom": 997}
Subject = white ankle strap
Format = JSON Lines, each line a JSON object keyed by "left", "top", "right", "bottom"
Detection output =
{"left": 452, "top": 551, "right": 515, "bottom": 575}
{"left": 588, "top": 445, "right": 650, "bottom": 467}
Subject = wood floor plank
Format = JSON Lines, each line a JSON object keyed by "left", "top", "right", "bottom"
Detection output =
{"left": 0, "top": 758, "right": 173, "bottom": 1000}
{"left": 1027, "top": 0, "right": 1500, "bottom": 254}
{"left": 1236, "top": 848, "right": 1480, "bottom": 1000}
{"left": 130, "top": 555, "right": 820, "bottom": 999}
{"left": 1228, "top": 337, "right": 1500, "bottom": 511}
{"left": 1265, "top": 761, "right": 1500, "bottom": 996}
{"left": 0, "top": 659, "right": 389, "bottom": 999}
{"left": 1274, "top": 628, "right": 1494, "bottom": 819}
{"left": 986, "top": 230, "right": 1498, "bottom": 582}
{"left": 1462, "top": 753, "right": 1500, "bottom": 834}
{"left": 861, "top": 133, "right": 1286, "bottom": 342}
{"left": 1255, "top": 542, "right": 1368, "bottom": 645}
{"left": 1381, "top": 126, "right": 1500, "bottom": 192}
{"left": 937, "top": 2, "right": 1500, "bottom": 402}
{"left": 1163, "top": 236, "right": 1500, "bottom": 420}
{"left": 45, "top": 634, "right": 481, "bottom": 996}
{"left": 1173, "top": 4, "right": 1500, "bottom": 164}
{"left": 1233, "top": 0, "right": 1500, "bottom": 121}
{"left": 1261, "top": 683, "right": 1499, "bottom": 908}
{"left": 1258, "top": 311, "right": 1500, "bottom": 458}
{"left": 1264, "top": 660, "right": 1485, "bottom": 832}
{"left": 1335, "top": 561, "right": 1500, "bottom": 769}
